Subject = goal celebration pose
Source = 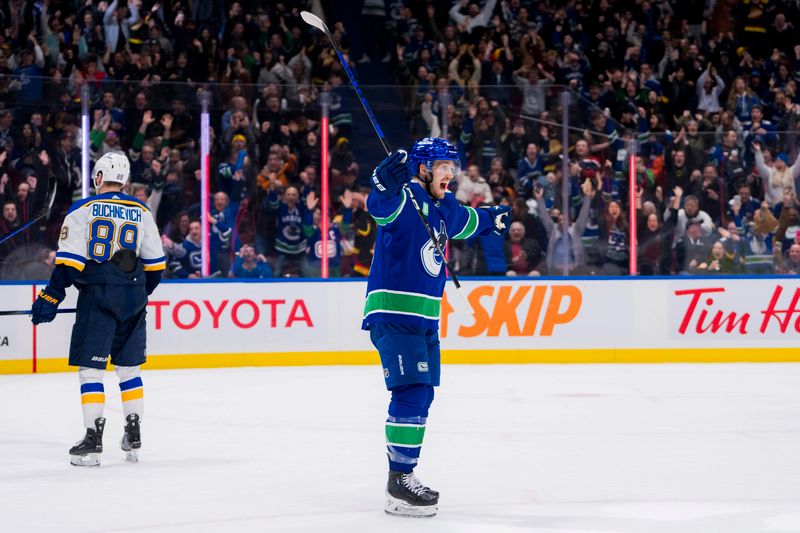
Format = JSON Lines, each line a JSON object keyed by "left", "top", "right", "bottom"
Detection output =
{"left": 363, "top": 137, "right": 510, "bottom": 517}
{"left": 31, "top": 152, "right": 166, "bottom": 466}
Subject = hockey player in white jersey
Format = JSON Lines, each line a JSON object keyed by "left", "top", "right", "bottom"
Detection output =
{"left": 30, "top": 152, "right": 166, "bottom": 466}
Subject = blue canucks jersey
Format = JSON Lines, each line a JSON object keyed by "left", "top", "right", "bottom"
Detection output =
{"left": 362, "top": 182, "right": 494, "bottom": 330}
{"left": 304, "top": 208, "right": 352, "bottom": 268}
{"left": 170, "top": 236, "right": 203, "bottom": 278}
{"left": 264, "top": 192, "right": 306, "bottom": 255}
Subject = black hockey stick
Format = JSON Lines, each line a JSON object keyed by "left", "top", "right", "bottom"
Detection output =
{"left": 300, "top": 11, "right": 466, "bottom": 298}
{"left": 0, "top": 165, "right": 58, "bottom": 245}
{"left": 0, "top": 308, "right": 76, "bottom": 316}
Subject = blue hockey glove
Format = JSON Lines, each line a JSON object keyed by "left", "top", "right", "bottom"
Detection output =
{"left": 482, "top": 205, "right": 512, "bottom": 236}
{"left": 371, "top": 150, "right": 410, "bottom": 194}
{"left": 30, "top": 286, "right": 65, "bottom": 325}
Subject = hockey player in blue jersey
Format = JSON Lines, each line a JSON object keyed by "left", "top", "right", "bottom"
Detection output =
{"left": 30, "top": 152, "right": 166, "bottom": 466}
{"left": 363, "top": 138, "right": 510, "bottom": 517}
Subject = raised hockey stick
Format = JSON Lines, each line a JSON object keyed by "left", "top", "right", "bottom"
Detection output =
{"left": 0, "top": 308, "right": 76, "bottom": 316}
{"left": 0, "top": 165, "right": 58, "bottom": 245}
{"left": 300, "top": 11, "right": 466, "bottom": 297}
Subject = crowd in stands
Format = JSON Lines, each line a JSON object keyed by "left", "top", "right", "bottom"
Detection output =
{"left": 394, "top": 0, "right": 800, "bottom": 276}
{"left": 0, "top": 0, "right": 799, "bottom": 280}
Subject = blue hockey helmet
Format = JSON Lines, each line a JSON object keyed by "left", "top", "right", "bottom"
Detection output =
{"left": 407, "top": 137, "right": 460, "bottom": 177}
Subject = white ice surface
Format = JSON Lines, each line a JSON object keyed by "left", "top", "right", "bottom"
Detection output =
{"left": 1, "top": 364, "right": 800, "bottom": 533}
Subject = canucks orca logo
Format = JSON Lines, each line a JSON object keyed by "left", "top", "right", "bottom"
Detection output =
{"left": 189, "top": 250, "right": 202, "bottom": 269}
{"left": 420, "top": 221, "right": 447, "bottom": 277}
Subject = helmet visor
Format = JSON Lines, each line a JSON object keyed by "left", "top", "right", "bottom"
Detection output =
{"left": 430, "top": 159, "right": 461, "bottom": 181}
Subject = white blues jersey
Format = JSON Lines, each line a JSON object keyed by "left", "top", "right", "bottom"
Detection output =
{"left": 55, "top": 191, "right": 166, "bottom": 273}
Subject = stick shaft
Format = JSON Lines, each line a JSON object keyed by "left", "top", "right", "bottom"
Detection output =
{"left": 303, "top": 12, "right": 461, "bottom": 289}
{"left": 0, "top": 308, "right": 77, "bottom": 316}
{"left": 0, "top": 169, "right": 57, "bottom": 245}
{"left": 0, "top": 213, "right": 46, "bottom": 245}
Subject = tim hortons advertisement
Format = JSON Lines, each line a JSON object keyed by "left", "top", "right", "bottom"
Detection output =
{"left": 440, "top": 279, "right": 800, "bottom": 350}
{"left": 0, "top": 278, "right": 797, "bottom": 372}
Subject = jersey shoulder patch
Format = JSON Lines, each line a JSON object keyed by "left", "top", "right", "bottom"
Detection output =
{"left": 110, "top": 193, "right": 150, "bottom": 212}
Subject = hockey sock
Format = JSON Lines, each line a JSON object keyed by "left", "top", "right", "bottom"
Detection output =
{"left": 78, "top": 367, "right": 106, "bottom": 429}
{"left": 386, "top": 384, "right": 434, "bottom": 473}
{"left": 115, "top": 365, "right": 143, "bottom": 419}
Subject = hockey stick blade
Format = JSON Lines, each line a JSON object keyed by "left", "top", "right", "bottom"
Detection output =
{"left": 0, "top": 308, "right": 77, "bottom": 316}
{"left": 299, "top": 11, "right": 327, "bottom": 33}
{"left": 300, "top": 10, "right": 391, "bottom": 155}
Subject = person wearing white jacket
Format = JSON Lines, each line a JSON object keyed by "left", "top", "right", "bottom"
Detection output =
{"left": 753, "top": 142, "right": 800, "bottom": 206}
{"left": 449, "top": 0, "right": 497, "bottom": 33}
{"left": 696, "top": 64, "right": 725, "bottom": 114}
{"left": 663, "top": 188, "right": 715, "bottom": 244}
{"left": 456, "top": 164, "right": 493, "bottom": 205}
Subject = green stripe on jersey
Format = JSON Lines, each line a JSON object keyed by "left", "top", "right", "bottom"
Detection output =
{"left": 363, "top": 290, "right": 441, "bottom": 319}
{"left": 386, "top": 423, "right": 426, "bottom": 446}
{"left": 371, "top": 189, "right": 407, "bottom": 226}
{"left": 275, "top": 240, "right": 307, "bottom": 254}
{"left": 452, "top": 206, "right": 478, "bottom": 240}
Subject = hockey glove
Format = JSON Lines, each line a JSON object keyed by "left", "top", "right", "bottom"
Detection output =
{"left": 371, "top": 150, "right": 410, "bottom": 194}
{"left": 31, "top": 286, "right": 66, "bottom": 325}
{"left": 482, "top": 205, "right": 512, "bottom": 236}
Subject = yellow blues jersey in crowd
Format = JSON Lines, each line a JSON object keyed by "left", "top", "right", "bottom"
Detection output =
{"left": 55, "top": 192, "right": 166, "bottom": 273}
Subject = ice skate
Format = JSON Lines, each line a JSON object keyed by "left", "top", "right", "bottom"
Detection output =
{"left": 407, "top": 472, "right": 438, "bottom": 498}
{"left": 385, "top": 470, "right": 438, "bottom": 518}
{"left": 120, "top": 414, "right": 141, "bottom": 462}
{"left": 69, "top": 417, "right": 105, "bottom": 466}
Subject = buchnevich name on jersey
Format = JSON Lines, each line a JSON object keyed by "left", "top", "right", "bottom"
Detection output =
{"left": 90, "top": 203, "right": 143, "bottom": 222}
{"left": 55, "top": 191, "right": 166, "bottom": 274}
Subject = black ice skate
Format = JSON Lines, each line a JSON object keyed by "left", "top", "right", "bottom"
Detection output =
{"left": 385, "top": 470, "right": 439, "bottom": 518}
{"left": 69, "top": 417, "right": 105, "bottom": 466}
{"left": 120, "top": 414, "right": 141, "bottom": 462}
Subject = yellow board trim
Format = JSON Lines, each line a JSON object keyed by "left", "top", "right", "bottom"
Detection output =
{"left": 0, "top": 360, "right": 33, "bottom": 373}
{"left": 54, "top": 258, "right": 86, "bottom": 271}
{"left": 2, "top": 347, "right": 800, "bottom": 374}
{"left": 121, "top": 388, "right": 144, "bottom": 402}
{"left": 81, "top": 393, "right": 105, "bottom": 404}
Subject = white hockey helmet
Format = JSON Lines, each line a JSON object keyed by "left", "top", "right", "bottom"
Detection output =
{"left": 93, "top": 152, "right": 130, "bottom": 189}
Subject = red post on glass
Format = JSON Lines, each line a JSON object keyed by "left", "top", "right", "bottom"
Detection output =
{"left": 320, "top": 90, "right": 330, "bottom": 278}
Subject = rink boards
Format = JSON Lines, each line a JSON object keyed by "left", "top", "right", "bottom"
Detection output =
{"left": 0, "top": 277, "right": 798, "bottom": 373}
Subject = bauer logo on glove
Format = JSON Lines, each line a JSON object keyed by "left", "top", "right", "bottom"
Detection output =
{"left": 30, "top": 286, "right": 65, "bottom": 325}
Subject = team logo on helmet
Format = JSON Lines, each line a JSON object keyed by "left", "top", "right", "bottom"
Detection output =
{"left": 420, "top": 221, "right": 447, "bottom": 277}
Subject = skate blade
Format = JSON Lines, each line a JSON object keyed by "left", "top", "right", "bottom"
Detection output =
{"left": 70, "top": 453, "right": 101, "bottom": 467}
{"left": 384, "top": 493, "right": 438, "bottom": 518}
{"left": 121, "top": 437, "right": 140, "bottom": 462}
